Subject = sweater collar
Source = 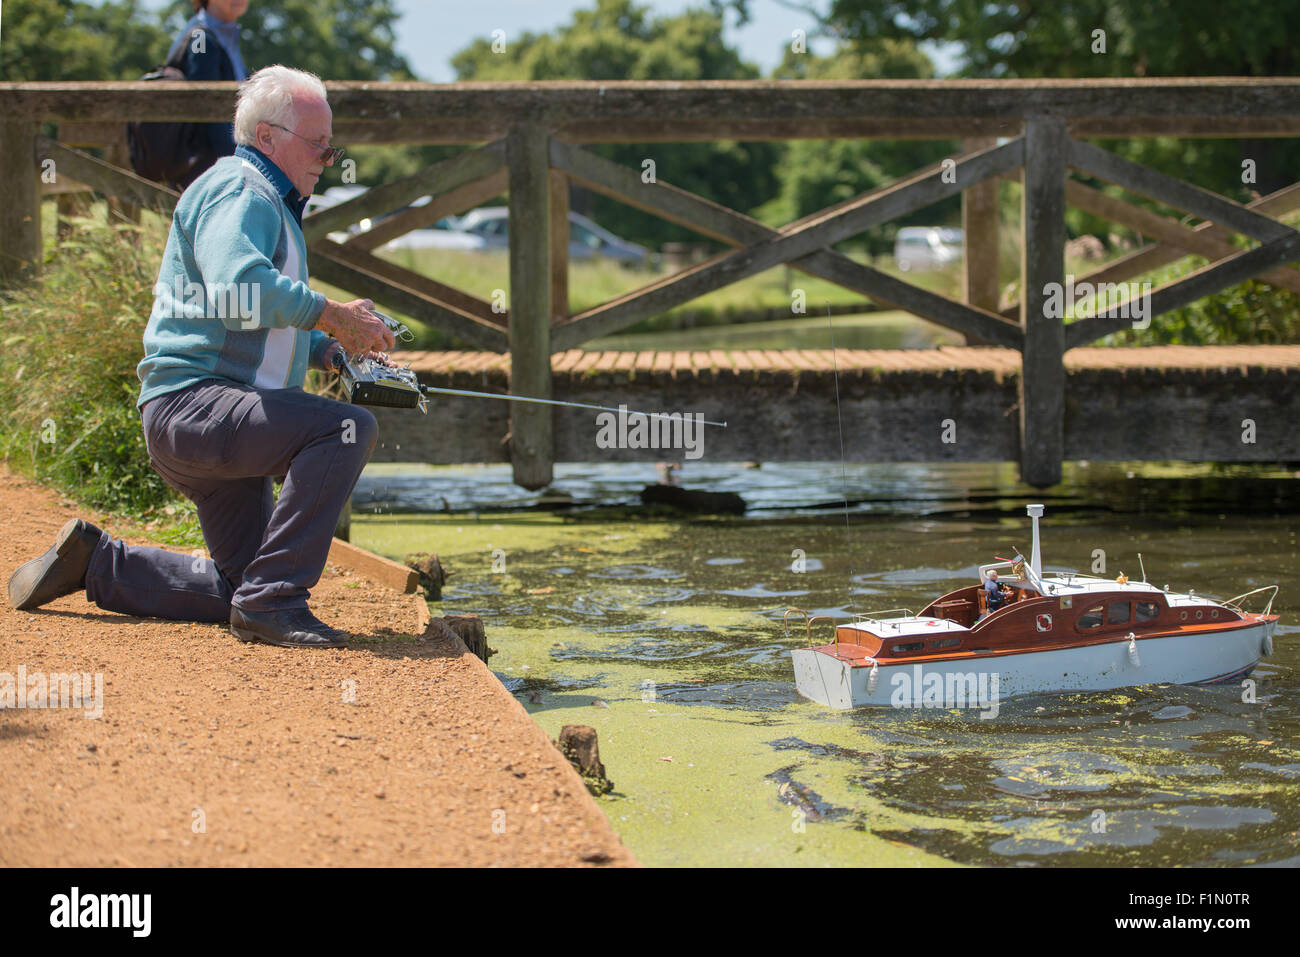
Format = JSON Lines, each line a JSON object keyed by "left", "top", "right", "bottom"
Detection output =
{"left": 234, "top": 144, "right": 309, "bottom": 224}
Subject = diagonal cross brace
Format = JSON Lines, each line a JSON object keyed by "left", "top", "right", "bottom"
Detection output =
{"left": 1065, "top": 231, "right": 1300, "bottom": 348}
{"left": 551, "top": 137, "right": 1025, "bottom": 348}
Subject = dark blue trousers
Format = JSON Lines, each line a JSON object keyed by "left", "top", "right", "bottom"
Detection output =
{"left": 84, "top": 379, "right": 377, "bottom": 621}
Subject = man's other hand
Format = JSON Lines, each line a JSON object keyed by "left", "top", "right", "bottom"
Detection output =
{"left": 316, "top": 298, "right": 397, "bottom": 355}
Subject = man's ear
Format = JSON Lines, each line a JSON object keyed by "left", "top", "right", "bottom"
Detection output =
{"left": 255, "top": 121, "right": 275, "bottom": 156}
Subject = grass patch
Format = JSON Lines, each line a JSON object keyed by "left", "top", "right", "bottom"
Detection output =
{"left": 0, "top": 207, "right": 179, "bottom": 516}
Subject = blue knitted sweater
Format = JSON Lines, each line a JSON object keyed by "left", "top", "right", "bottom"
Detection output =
{"left": 137, "top": 145, "right": 332, "bottom": 407}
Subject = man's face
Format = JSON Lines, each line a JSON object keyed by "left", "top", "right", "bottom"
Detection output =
{"left": 257, "top": 97, "right": 335, "bottom": 198}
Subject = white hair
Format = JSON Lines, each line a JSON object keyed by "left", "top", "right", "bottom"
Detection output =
{"left": 233, "top": 65, "right": 328, "bottom": 146}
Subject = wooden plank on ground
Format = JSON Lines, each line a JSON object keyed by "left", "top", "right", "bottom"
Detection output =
{"left": 328, "top": 538, "right": 418, "bottom": 594}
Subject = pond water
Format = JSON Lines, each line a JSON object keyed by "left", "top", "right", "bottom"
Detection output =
{"left": 350, "top": 460, "right": 1299, "bottom": 867}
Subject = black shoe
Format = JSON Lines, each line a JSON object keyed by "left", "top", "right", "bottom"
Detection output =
{"left": 229, "top": 606, "right": 348, "bottom": 649}
{"left": 8, "top": 518, "right": 102, "bottom": 611}
{"left": 302, "top": 609, "right": 349, "bottom": 643}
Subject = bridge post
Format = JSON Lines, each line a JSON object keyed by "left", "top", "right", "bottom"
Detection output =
{"left": 0, "top": 119, "right": 42, "bottom": 284}
{"left": 506, "top": 121, "right": 555, "bottom": 490}
{"left": 549, "top": 168, "right": 570, "bottom": 324}
{"left": 962, "top": 136, "right": 1000, "bottom": 344}
{"left": 1019, "top": 116, "right": 1067, "bottom": 488}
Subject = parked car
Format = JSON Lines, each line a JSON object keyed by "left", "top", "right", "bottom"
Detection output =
{"left": 454, "top": 207, "right": 650, "bottom": 263}
{"left": 894, "top": 226, "right": 964, "bottom": 271}
{"left": 304, "top": 186, "right": 371, "bottom": 243}
{"left": 373, "top": 194, "right": 481, "bottom": 250}
{"left": 306, "top": 188, "right": 480, "bottom": 249}
{"left": 380, "top": 217, "right": 485, "bottom": 251}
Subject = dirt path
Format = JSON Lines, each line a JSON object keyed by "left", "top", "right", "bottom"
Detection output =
{"left": 0, "top": 469, "right": 635, "bottom": 867}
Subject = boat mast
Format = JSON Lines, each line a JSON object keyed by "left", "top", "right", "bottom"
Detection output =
{"left": 1027, "top": 504, "right": 1044, "bottom": 577}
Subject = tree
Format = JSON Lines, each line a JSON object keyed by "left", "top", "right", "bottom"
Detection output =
{"left": 761, "top": 39, "right": 959, "bottom": 251}
{"left": 451, "top": 0, "right": 783, "bottom": 250}
{"left": 812, "top": 0, "right": 1298, "bottom": 79}
{"left": 0, "top": 0, "right": 169, "bottom": 80}
{"left": 3, "top": 0, "right": 416, "bottom": 81}
{"left": 720, "top": 0, "right": 1300, "bottom": 197}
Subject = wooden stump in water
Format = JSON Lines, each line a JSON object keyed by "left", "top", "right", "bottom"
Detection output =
{"left": 442, "top": 613, "right": 493, "bottom": 663}
{"left": 556, "top": 724, "right": 613, "bottom": 796}
{"left": 405, "top": 551, "right": 449, "bottom": 600}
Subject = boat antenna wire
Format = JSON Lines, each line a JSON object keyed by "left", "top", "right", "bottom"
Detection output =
{"left": 827, "top": 302, "right": 857, "bottom": 615}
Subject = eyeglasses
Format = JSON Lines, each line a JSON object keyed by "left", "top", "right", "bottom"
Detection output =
{"left": 268, "top": 123, "right": 345, "bottom": 164}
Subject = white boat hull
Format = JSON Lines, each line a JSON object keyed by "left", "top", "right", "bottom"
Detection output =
{"left": 792, "top": 621, "right": 1275, "bottom": 710}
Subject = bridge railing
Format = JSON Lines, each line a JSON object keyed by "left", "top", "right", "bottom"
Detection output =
{"left": 2, "top": 79, "right": 1298, "bottom": 488}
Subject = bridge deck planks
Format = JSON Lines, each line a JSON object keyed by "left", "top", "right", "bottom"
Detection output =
{"left": 398, "top": 345, "right": 1300, "bottom": 379}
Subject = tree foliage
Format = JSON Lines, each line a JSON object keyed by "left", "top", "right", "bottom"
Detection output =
{"left": 1, "top": 0, "right": 416, "bottom": 81}
{"left": 451, "top": 0, "right": 782, "bottom": 249}
{"left": 761, "top": 39, "right": 959, "bottom": 250}
{"left": 721, "top": 0, "right": 1300, "bottom": 198}
{"left": 0, "top": 0, "right": 169, "bottom": 80}
{"left": 812, "top": 0, "right": 1298, "bottom": 79}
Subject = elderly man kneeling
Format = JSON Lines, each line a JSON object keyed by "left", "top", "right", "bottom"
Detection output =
{"left": 8, "top": 65, "right": 395, "bottom": 649}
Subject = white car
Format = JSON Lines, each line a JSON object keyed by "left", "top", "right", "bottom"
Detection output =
{"left": 305, "top": 188, "right": 484, "bottom": 250}
{"left": 455, "top": 207, "right": 651, "bottom": 262}
{"left": 305, "top": 186, "right": 371, "bottom": 243}
{"left": 894, "top": 226, "right": 964, "bottom": 272}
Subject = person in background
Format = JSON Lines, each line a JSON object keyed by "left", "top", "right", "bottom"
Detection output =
{"left": 168, "top": 0, "right": 251, "bottom": 186}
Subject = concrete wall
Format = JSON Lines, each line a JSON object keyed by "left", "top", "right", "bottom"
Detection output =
{"left": 367, "top": 357, "right": 1300, "bottom": 467}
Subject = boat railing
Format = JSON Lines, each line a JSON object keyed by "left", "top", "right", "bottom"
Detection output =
{"left": 1222, "top": 584, "right": 1279, "bottom": 616}
{"left": 784, "top": 607, "right": 840, "bottom": 648}
{"left": 851, "top": 608, "right": 916, "bottom": 631}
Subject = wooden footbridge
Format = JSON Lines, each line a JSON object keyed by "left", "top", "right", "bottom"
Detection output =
{"left": 2, "top": 79, "right": 1298, "bottom": 486}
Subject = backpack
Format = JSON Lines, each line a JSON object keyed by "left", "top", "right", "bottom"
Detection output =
{"left": 125, "top": 27, "right": 226, "bottom": 190}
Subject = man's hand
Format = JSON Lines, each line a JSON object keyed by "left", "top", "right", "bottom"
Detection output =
{"left": 315, "top": 298, "right": 397, "bottom": 355}
{"left": 322, "top": 340, "right": 345, "bottom": 372}
{"left": 321, "top": 341, "right": 397, "bottom": 375}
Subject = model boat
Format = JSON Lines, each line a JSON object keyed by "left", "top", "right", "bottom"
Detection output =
{"left": 790, "top": 505, "right": 1280, "bottom": 710}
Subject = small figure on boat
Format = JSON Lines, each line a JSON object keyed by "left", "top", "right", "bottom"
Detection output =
{"left": 982, "top": 569, "right": 1011, "bottom": 615}
{"left": 655, "top": 461, "right": 682, "bottom": 486}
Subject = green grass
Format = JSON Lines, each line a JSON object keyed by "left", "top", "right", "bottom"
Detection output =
{"left": 1, "top": 204, "right": 175, "bottom": 515}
